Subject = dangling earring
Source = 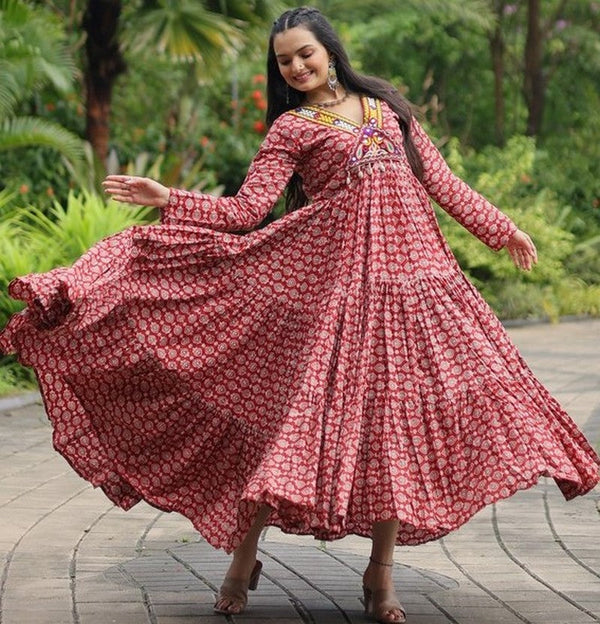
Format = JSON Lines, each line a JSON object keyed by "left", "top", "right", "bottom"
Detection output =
{"left": 327, "top": 59, "right": 339, "bottom": 92}
{"left": 286, "top": 84, "right": 290, "bottom": 105}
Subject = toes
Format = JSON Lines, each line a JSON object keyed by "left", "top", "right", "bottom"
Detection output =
{"left": 384, "top": 608, "right": 405, "bottom": 622}
{"left": 214, "top": 597, "right": 242, "bottom": 614}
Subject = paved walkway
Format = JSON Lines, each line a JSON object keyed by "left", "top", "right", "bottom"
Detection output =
{"left": 0, "top": 319, "right": 598, "bottom": 624}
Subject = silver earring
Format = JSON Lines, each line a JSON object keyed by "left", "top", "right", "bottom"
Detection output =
{"left": 327, "top": 59, "right": 339, "bottom": 92}
{"left": 286, "top": 84, "right": 290, "bottom": 105}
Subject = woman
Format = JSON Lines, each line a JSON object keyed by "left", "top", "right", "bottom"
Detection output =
{"left": 2, "top": 7, "right": 598, "bottom": 624}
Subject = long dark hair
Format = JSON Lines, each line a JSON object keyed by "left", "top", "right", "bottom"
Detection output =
{"left": 266, "top": 6, "right": 424, "bottom": 212}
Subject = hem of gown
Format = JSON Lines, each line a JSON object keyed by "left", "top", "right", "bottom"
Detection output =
{"left": 34, "top": 367, "right": 600, "bottom": 554}
{"left": 95, "top": 463, "right": 597, "bottom": 554}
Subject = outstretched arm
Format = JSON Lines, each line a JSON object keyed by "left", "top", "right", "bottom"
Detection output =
{"left": 411, "top": 118, "right": 536, "bottom": 270}
{"left": 103, "top": 114, "right": 301, "bottom": 232}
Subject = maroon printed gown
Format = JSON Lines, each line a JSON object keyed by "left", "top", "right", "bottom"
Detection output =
{"left": 1, "top": 97, "right": 598, "bottom": 552}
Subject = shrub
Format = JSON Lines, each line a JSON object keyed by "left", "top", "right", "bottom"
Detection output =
{"left": 436, "top": 134, "right": 599, "bottom": 320}
{"left": 0, "top": 191, "right": 156, "bottom": 394}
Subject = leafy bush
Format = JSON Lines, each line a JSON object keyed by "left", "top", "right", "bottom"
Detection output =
{"left": 437, "top": 134, "right": 599, "bottom": 320}
{"left": 0, "top": 191, "right": 156, "bottom": 394}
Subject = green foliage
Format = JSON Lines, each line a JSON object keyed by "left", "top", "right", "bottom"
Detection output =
{"left": 129, "top": 1, "right": 242, "bottom": 70}
{"left": 0, "top": 116, "right": 85, "bottom": 162}
{"left": 0, "top": 0, "right": 90, "bottom": 195}
{"left": 0, "top": 358, "right": 36, "bottom": 395}
{"left": 436, "top": 133, "right": 599, "bottom": 320}
{"left": 20, "top": 191, "right": 155, "bottom": 261}
{"left": 344, "top": 3, "right": 499, "bottom": 144}
{"left": 199, "top": 75, "right": 268, "bottom": 194}
{"left": 0, "top": 191, "right": 157, "bottom": 395}
{"left": 0, "top": 191, "right": 155, "bottom": 327}
{"left": 110, "top": 49, "right": 267, "bottom": 195}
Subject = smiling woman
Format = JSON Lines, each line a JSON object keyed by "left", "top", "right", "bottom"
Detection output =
{"left": 2, "top": 6, "right": 599, "bottom": 624}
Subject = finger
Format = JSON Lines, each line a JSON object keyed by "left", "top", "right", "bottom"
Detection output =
{"left": 523, "top": 235, "right": 537, "bottom": 262}
{"left": 106, "top": 193, "right": 129, "bottom": 203}
{"left": 104, "top": 178, "right": 136, "bottom": 197}
{"left": 103, "top": 183, "right": 128, "bottom": 195}
{"left": 103, "top": 174, "right": 132, "bottom": 184}
{"left": 512, "top": 249, "right": 530, "bottom": 271}
{"left": 530, "top": 244, "right": 538, "bottom": 264}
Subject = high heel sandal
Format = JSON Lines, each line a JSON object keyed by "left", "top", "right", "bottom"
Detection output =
{"left": 213, "top": 559, "right": 263, "bottom": 615}
{"left": 363, "top": 557, "right": 407, "bottom": 623}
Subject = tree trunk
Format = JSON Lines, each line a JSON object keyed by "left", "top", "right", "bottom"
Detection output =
{"left": 83, "top": 0, "right": 126, "bottom": 162}
{"left": 523, "top": 0, "right": 545, "bottom": 136}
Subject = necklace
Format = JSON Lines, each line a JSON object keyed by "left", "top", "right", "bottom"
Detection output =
{"left": 307, "top": 91, "right": 351, "bottom": 108}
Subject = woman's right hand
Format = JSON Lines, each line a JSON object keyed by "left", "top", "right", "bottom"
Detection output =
{"left": 102, "top": 175, "right": 170, "bottom": 208}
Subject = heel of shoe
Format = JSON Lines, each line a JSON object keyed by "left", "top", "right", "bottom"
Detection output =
{"left": 248, "top": 560, "right": 262, "bottom": 591}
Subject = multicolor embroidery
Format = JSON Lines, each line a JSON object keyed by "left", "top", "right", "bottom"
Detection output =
{"left": 289, "top": 97, "right": 404, "bottom": 181}
{"left": 347, "top": 99, "right": 403, "bottom": 178}
{"left": 289, "top": 105, "right": 362, "bottom": 135}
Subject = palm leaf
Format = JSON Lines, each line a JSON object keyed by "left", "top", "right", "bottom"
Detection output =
{"left": 0, "top": 0, "right": 77, "bottom": 93}
{"left": 0, "top": 63, "right": 19, "bottom": 121}
{"left": 128, "top": 1, "right": 243, "bottom": 70}
{"left": 0, "top": 117, "right": 85, "bottom": 165}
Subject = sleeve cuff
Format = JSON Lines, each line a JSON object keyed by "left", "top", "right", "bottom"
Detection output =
{"left": 159, "top": 187, "right": 179, "bottom": 223}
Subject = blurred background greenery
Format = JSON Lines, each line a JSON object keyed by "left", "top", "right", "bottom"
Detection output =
{"left": 1, "top": 0, "right": 599, "bottom": 394}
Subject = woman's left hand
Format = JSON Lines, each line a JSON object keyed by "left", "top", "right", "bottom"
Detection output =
{"left": 505, "top": 229, "right": 538, "bottom": 271}
{"left": 102, "top": 175, "right": 170, "bottom": 208}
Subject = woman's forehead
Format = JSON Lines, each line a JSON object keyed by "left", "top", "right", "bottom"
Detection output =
{"left": 273, "top": 26, "right": 321, "bottom": 56}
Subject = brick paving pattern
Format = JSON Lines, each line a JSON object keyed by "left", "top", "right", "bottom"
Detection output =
{"left": 0, "top": 319, "right": 598, "bottom": 624}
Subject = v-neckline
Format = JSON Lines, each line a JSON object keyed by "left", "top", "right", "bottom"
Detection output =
{"left": 289, "top": 95, "right": 378, "bottom": 136}
{"left": 301, "top": 95, "right": 369, "bottom": 129}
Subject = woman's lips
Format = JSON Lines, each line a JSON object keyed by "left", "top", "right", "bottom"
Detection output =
{"left": 294, "top": 71, "right": 313, "bottom": 84}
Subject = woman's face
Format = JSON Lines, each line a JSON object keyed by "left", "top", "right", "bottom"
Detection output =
{"left": 273, "top": 26, "right": 332, "bottom": 99}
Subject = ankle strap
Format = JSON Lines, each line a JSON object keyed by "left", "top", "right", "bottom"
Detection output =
{"left": 369, "top": 556, "right": 393, "bottom": 567}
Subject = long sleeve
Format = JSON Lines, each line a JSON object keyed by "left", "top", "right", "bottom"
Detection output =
{"left": 160, "top": 114, "right": 301, "bottom": 232}
{"left": 411, "top": 118, "right": 517, "bottom": 251}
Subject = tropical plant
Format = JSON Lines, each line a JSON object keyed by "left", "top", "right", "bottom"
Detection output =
{"left": 436, "top": 132, "right": 600, "bottom": 320}
{"left": 0, "top": 0, "right": 89, "bottom": 184}
{"left": 35, "top": 0, "right": 282, "bottom": 162}
{"left": 0, "top": 190, "right": 156, "bottom": 394}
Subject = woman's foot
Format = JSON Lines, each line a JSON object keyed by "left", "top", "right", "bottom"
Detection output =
{"left": 214, "top": 504, "right": 272, "bottom": 614}
{"left": 362, "top": 557, "right": 406, "bottom": 623}
{"left": 213, "top": 558, "right": 262, "bottom": 615}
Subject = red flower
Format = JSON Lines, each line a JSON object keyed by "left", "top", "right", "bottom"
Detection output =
{"left": 19, "top": 184, "right": 29, "bottom": 194}
{"left": 253, "top": 120, "right": 266, "bottom": 134}
{"left": 252, "top": 74, "right": 266, "bottom": 84}
{"left": 251, "top": 89, "right": 263, "bottom": 100}
{"left": 255, "top": 98, "right": 267, "bottom": 111}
